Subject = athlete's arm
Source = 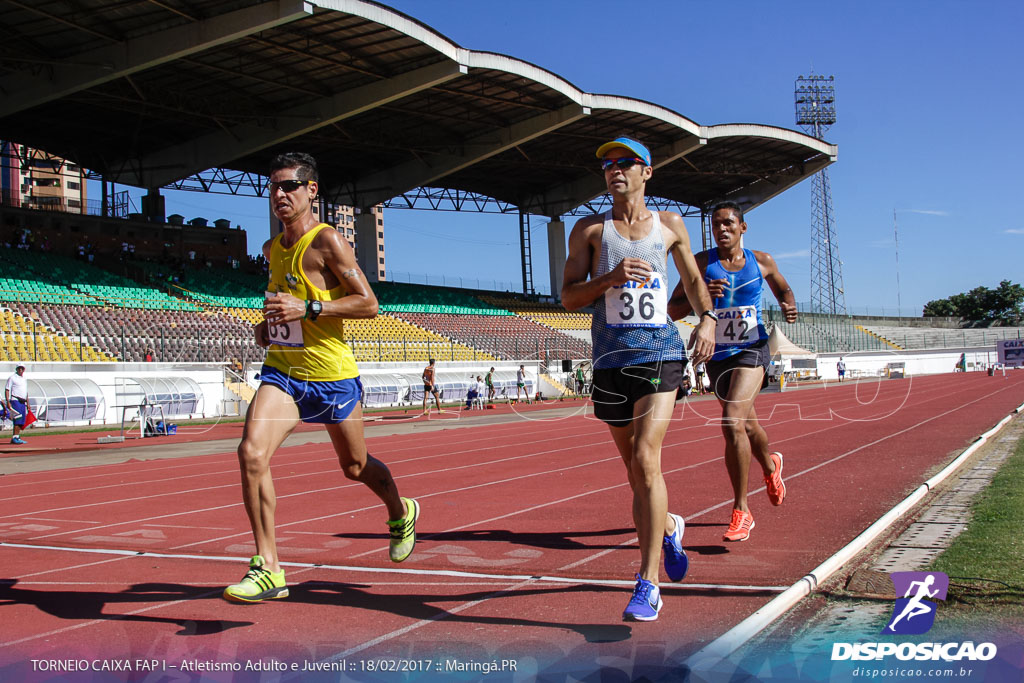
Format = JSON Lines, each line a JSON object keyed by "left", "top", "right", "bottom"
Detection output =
{"left": 667, "top": 251, "right": 708, "bottom": 320}
{"left": 663, "top": 213, "right": 715, "bottom": 363}
{"left": 319, "top": 228, "right": 379, "bottom": 319}
{"left": 254, "top": 238, "right": 273, "bottom": 346}
{"left": 755, "top": 250, "right": 797, "bottom": 323}
{"left": 264, "top": 230, "right": 379, "bottom": 324}
{"left": 561, "top": 216, "right": 651, "bottom": 311}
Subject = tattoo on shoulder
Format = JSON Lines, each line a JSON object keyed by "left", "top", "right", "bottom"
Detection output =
{"left": 341, "top": 268, "right": 358, "bottom": 279}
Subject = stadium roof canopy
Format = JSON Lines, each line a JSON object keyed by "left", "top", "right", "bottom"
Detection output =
{"left": 0, "top": 0, "right": 836, "bottom": 218}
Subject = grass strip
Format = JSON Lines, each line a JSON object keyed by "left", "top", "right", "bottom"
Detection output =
{"left": 928, "top": 427, "right": 1024, "bottom": 634}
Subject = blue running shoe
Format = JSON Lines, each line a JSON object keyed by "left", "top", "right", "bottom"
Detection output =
{"left": 622, "top": 575, "right": 662, "bottom": 622}
{"left": 663, "top": 512, "right": 689, "bottom": 582}
{"left": 10, "top": 436, "right": 26, "bottom": 445}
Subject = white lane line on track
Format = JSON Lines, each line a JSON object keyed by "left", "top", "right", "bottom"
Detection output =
{"left": 13, "top": 376, "right": 918, "bottom": 519}
{"left": 0, "top": 421, "right": 606, "bottom": 503}
{"left": 13, "top": 554, "right": 132, "bottom": 578}
{"left": 555, "top": 379, "right": 1024, "bottom": 572}
{"left": 0, "top": 374, "right": 923, "bottom": 504}
{"left": 313, "top": 380, "right": 1024, "bottom": 661}
{"left": 8, "top": 381, "right": 976, "bottom": 547}
{"left": 3, "top": 378, "right": 1001, "bottom": 652}
{"left": 0, "top": 564, "right": 317, "bottom": 650}
{"left": 21, "top": 517, "right": 101, "bottom": 523}
{"left": 0, "top": 589, "right": 226, "bottom": 649}
{"left": 0, "top": 542, "right": 786, "bottom": 592}
{"left": 0, "top": 414, "right": 607, "bottom": 493}
{"left": 14, "top": 414, "right": 738, "bottom": 537}
{"left": 685, "top": 399, "right": 1024, "bottom": 673}
{"left": 266, "top": 384, "right": 968, "bottom": 564}
{"left": 0, "top": 375, "right": 915, "bottom": 494}
{"left": 346, "top": 379, "right": 992, "bottom": 563}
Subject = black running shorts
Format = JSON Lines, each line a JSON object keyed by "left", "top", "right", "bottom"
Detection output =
{"left": 705, "top": 340, "right": 771, "bottom": 399}
{"left": 591, "top": 360, "right": 685, "bottom": 427}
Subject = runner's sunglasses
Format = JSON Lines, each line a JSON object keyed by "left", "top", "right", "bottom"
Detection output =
{"left": 601, "top": 157, "right": 646, "bottom": 171}
{"left": 266, "top": 179, "right": 313, "bottom": 193}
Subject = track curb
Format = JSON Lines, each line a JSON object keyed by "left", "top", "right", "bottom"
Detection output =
{"left": 684, "top": 399, "right": 1024, "bottom": 678}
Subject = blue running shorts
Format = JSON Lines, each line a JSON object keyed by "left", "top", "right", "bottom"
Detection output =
{"left": 9, "top": 398, "right": 27, "bottom": 427}
{"left": 258, "top": 365, "right": 362, "bottom": 424}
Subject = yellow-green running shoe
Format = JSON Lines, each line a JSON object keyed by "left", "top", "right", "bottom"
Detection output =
{"left": 223, "top": 555, "right": 288, "bottom": 603}
{"left": 388, "top": 497, "right": 420, "bottom": 562}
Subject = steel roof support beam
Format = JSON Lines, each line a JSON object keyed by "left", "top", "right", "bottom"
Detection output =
{"left": 723, "top": 154, "right": 835, "bottom": 213}
{"left": 346, "top": 103, "right": 590, "bottom": 208}
{"left": 120, "top": 60, "right": 468, "bottom": 187}
{"left": 0, "top": 0, "right": 314, "bottom": 118}
{"left": 525, "top": 135, "right": 705, "bottom": 218}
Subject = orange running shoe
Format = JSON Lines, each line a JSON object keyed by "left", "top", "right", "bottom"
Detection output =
{"left": 765, "top": 452, "right": 786, "bottom": 506}
{"left": 723, "top": 509, "right": 755, "bottom": 542}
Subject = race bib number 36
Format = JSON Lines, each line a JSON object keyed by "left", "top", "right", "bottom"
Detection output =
{"left": 605, "top": 273, "right": 668, "bottom": 328}
{"left": 715, "top": 305, "right": 762, "bottom": 346}
{"left": 265, "top": 291, "right": 305, "bottom": 347}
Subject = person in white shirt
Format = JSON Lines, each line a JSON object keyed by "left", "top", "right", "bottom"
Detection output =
{"left": 5, "top": 365, "right": 29, "bottom": 445}
{"left": 515, "top": 365, "right": 531, "bottom": 404}
{"left": 475, "top": 376, "right": 486, "bottom": 406}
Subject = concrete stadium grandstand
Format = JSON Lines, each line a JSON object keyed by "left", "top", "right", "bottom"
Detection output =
{"left": 1, "top": 0, "right": 1016, "bottom": 432}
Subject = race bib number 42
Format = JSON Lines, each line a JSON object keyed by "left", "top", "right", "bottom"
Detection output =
{"left": 605, "top": 273, "right": 668, "bottom": 328}
{"left": 715, "top": 305, "right": 762, "bottom": 346}
{"left": 265, "top": 291, "right": 305, "bottom": 347}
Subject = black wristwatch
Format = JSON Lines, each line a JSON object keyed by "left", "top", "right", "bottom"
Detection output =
{"left": 306, "top": 299, "right": 323, "bottom": 321}
{"left": 701, "top": 309, "right": 719, "bottom": 322}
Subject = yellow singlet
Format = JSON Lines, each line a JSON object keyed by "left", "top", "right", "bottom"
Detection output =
{"left": 263, "top": 223, "right": 359, "bottom": 381}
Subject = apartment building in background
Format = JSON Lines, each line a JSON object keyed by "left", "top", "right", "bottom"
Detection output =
{"left": 0, "top": 142, "right": 87, "bottom": 214}
{"left": 271, "top": 201, "right": 386, "bottom": 282}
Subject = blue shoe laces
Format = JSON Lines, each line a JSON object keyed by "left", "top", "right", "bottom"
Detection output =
{"left": 629, "top": 576, "right": 656, "bottom": 606}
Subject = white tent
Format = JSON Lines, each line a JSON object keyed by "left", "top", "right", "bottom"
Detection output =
{"left": 767, "top": 326, "right": 817, "bottom": 388}
{"left": 768, "top": 326, "right": 817, "bottom": 358}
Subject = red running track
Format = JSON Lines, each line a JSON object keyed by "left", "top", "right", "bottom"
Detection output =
{"left": 1, "top": 372, "right": 1022, "bottom": 681}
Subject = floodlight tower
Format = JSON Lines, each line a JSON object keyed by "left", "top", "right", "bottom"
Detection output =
{"left": 795, "top": 73, "right": 846, "bottom": 315}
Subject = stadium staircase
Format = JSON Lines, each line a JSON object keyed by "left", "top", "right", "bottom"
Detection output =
{"left": 856, "top": 324, "right": 902, "bottom": 350}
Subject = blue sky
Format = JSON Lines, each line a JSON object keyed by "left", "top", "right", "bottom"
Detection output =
{"left": 128, "top": 0, "right": 1024, "bottom": 315}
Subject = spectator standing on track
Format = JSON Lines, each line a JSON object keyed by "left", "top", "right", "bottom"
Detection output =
{"left": 485, "top": 366, "right": 496, "bottom": 402}
{"left": 837, "top": 357, "right": 847, "bottom": 382}
{"left": 422, "top": 358, "right": 442, "bottom": 414}
{"left": 515, "top": 364, "right": 532, "bottom": 403}
{"left": 470, "top": 375, "right": 486, "bottom": 409}
{"left": 668, "top": 201, "right": 795, "bottom": 543}
{"left": 562, "top": 136, "right": 716, "bottom": 622}
{"left": 575, "top": 364, "right": 586, "bottom": 394}
{"left": 694, "top": 361, "right": 708, "bottom": 395}
{"left": 225, "top": 152, "right": 419, "bottom": 604}
{"left": 5, "top": 364, "right": 29, "bottom": 445}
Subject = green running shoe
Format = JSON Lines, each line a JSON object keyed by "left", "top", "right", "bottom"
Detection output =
{"left": 223, "top": 555, "right": 288, "bottom": 603}
{"left": 388, "top": 497, "right": 420, "bottom": 562}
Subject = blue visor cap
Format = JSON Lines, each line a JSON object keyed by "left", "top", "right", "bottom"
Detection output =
{"left": 595, "top": 137, "right": 652, "bottom": 166}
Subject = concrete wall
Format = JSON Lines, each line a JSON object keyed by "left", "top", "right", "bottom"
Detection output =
{"left": 781, "top": 347, "right": 1001, "bottom": 382}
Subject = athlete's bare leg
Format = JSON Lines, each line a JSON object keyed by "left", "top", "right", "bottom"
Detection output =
{"left": 325, "top": 401, "right": 404, "bottom": 520}
{"left": 608, "top": 390, "right": 678, "bottom": 584}
{"left": 236, "top": 384, "right": 300, "bottom": 573}
{"left": 610, "top": 423, "right": 681, "bottom": 541}
{"left": 716, "top": 366, "right": 775, "bottom": 512}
